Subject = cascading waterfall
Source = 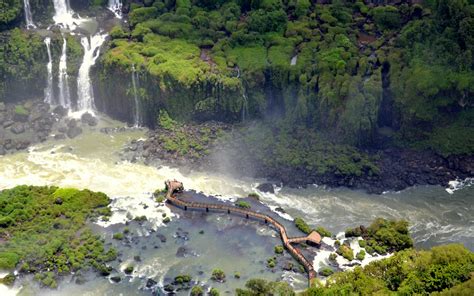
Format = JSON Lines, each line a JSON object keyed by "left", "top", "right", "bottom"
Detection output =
{"left": 77, "top": 33, "right": 107, "bottom": 112}
{"left": 52, "top": 0, "right": 77, "bottom": 29}
{"left": 58, "top": 38, "right": 71, "bottom": 108}
{"left": 131, "top": 65, "right": 142, "bottom": 126}
{"left": 23, "top": 0, "right": 36, "bottom": 28}
{"left": 44, "top": 38, "right": 54, "bottom": 105}
{"left": 108, "top": 0, "right": 123, "bottom": 18}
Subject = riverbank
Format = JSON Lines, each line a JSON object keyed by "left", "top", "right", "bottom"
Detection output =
{"left": 122, "top": 119, "right": 473, "bottom": 194}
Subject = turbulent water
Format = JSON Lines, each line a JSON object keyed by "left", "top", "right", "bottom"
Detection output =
{"left": 52, "top": 0, "right": 78, "bottom": 29}
{"left": 44, "top": 37, "right": 54, "bottom": 105}
{"left": 58, "top": 38, "right": 71, "bottom": 108}
{"left": 0, "top": 117, "right": 472, "bottom": 295}
{"left": 77, "top": 34, "right": 107, "bottom": 112}
{"left": 23, "top": 0, "right": 36, "bottom": 28}
{"left": 108, "top": 0, "right": 123, "bottom": 18}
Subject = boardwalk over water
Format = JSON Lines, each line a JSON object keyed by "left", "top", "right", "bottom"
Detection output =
{"left": 164, "top": 180, "right": 320, "bottom": 284}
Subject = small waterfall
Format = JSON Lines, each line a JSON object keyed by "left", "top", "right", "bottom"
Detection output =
{"left": 52, "top": 0, "right": 77, "bottom": 29}
{"left": 131, "top": 65, "right": 142, "bottom": 126}
{"left": 44, "top": 37, "right": 54, "bottom": 105}
{"left": 241, "top": 88, "right": 249, "bottom": 122}
{"left": 23, "top": 0, "right": 36, "bottom": 28}
{"left": 108, "top": 0, "right": 123, "bottom": 18}
{"left": 77, "top": 33, "right": 107, "bottom": 112}
{"left": 58, "top": 38, "right": 71, "bottom": 108}
{"left": 290, "top": 55, "right": 298, "bottom": 66}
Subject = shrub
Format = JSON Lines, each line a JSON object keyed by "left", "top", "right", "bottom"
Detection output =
{"left": 113, "top": 233, "right": 124, "bottom": 240}
{"left": 235, "top": 201, "right": 251, "bottom": 209}
{"left": 329, "top": 253, "right": 337, "bottom": 261}
{"left": 174, "top": 274, "right": 191, "bottom": 284}
{"left": 315, "top": 226, "right": 332, "bottom": 237}
{"left": 356, "top": 250, "right": 366, "bottom": 261}
{"left": 336, "top": 245, "right": 354, "bottom": 261}
{"left": 209, "top": 287, "right": 220, "bottom": 296}
{"left": 319, "top": 267, "right": 334, "bottom": 277}
{"left": 211, "top": 269, "right": 226, "bottom": 282}
{"left": 267, "top": 257, "right": 277, "bottom": 268}
{"left": 124, "top": 266, "right": 134, "bottom": 274}
{"left": 294, "top": 217, "right": 312, "bottom": 234}
{"left": 274, "top": 245, "right": 284, "bottom": 254}
{"left": 191, "top": 285, "right": 204, "bottom": 296}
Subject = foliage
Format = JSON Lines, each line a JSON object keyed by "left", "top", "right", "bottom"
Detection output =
{"left": 0, "top": 186, "right": 115, "bottom": 287}
{"left": 191, "top": 285, "right": 204, "bottom": 296}
{"left": 211, "top": 268, "right": 226, "bottom": 281}
{"left": 209, "top": 287, "right": 220, "bottom": 296}
{"left": 303, "top": 244, "right": 474, "bottom": 295}
{"left": 274, "top": 245, "right": 284, "bottom": 254}
{"left": 315, "top": 226, "right": 332, "bottom": 238}
{"left": 236, "top": 278, "right": 295, "bottom": 295}
{"left": 336, "top": 245, "right": 354, "bottom": 261}
{"left": 235, "top": 200, "right": 251, "bottom": 209}
{"left": 294, "top": 217, "right": 311, "bottom": 234}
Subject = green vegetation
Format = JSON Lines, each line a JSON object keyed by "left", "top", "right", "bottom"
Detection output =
{"left": 267, "top": 257, "right": 277, "bottom": 268}
{"left": 294, "top": 217, "right": 311, "bottom": 234}
{"left": 112, "top": 232, "right": 124, "bottom": 240}
{"left": 315, "top": 226, "right": 332, "bottom": 238}
{"left": 304, "top": 244, "right": 474, "bottom": 295}
{"left": 124, "top": 265, "right": 134, "bottom": 274}
{"left": 346, "top": 218, "right": 413, "bottom": 254}
{"left": 336, "top": 245, "right": 354, "bottom": 261}
{"left": 235, "top": 200, "right": 251, "bottom": 209}
{"left": 174, "top": 274, "right": 191, "bottom": 284}
{"left": 211, "top": 269, "right": 226, "bottom": 282}
{"left": 153, "top": 188, "right": 167, "bottom": 203}
{"left": 236, "top": 278, "right": 295, "bottom": 296}
{"left": 274, "top": 245, "right": 284, "bottom": 254}
{"left": 248, "top": 193, "right": 260, "bottom": 200}
{"left": 191, "top": 285, "right": 204, "bottom": 296}
{"left": 209, "top": 287, "right": 220, "bottom": 296}
{"left": 0, "top": 186, "right": 115, "bottom": 287}
{"left": 234, "top": 272, "right": 241, "bottom": 279}
{"left": 356, "top": 250, "right": 366, "bottom": 261}
{"left": 319, "top": 267, "right": 334, "bottom": 277}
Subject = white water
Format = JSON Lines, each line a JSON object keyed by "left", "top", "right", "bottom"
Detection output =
{"left": 77, "top": 34, "right": 107, "bottom": 113}
{"left": 131, "top": 65, "right": 142, "bottom": 126}
{"left": 290, "top": 55, "right": 298, "bottom": 66}
{"left": 58, "top": 38, "right": 71, "bottom": 108}
{"left": 23, "top": 0, "right": 36, "bottom": 28}
{"left": 108, "top": 0, "right": 122, "bottom": 18}
{"left": 52, "top": 0, "right": 79, "bottom": 29}
{"left": 43, "top": 38, "right": 54, "bottom": 105}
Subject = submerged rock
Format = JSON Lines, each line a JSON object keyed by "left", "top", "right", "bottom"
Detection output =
{"left": 67, "top": 126, "right": 83, "bottom": 139}
{"left": 257, "top": 183, "right": 274, "bottom": 193}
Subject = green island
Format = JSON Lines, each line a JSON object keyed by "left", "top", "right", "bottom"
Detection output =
{"left": 0, "top": 186, "right": 116, "bottom": 288}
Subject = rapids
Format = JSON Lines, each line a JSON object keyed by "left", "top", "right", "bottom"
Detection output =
{"left": 0, "top": 117, "right": 472, "bottom": 295}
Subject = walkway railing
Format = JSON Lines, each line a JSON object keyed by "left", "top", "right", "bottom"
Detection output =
{"left": 164, "top": 180, "right": 318, "bottom": 283}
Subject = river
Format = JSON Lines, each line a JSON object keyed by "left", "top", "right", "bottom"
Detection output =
{"left": 0, "top": 117, "right": 472, "bottom": 295}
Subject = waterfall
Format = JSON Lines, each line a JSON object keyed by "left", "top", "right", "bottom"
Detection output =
{"left": 131, "top": 65, "right": 142, "bottom": 126}
{"left": 23, "top": 0, "right": 36, "bottom": 28}
{"left": 52, "top": 0, "right": 77, "bottom": 29}
{"left": 77, "top": 33, "right": 107, "bottom": 112}
{"left": 241, "top": 88, "right": 249, "bottom": 122}
{"left": 44, "top": 38, "right": 54, "bottom": 105}
{"left": 58, "top": 38, "right": 71, "bottom": 108}
{"left": 290, "top": 55, "right": 298, "bottom": 66}
{"left": 108, "top": 0, "right": 122, "bottom": 18}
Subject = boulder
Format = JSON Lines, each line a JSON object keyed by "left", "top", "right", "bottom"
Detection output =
{"left": 81, "top": 112, "right": 98, "bottom": 126}
{"left": 146, "top": 278, "right": 157, "bottom": 288}
{"left": 257, "top": 183, "right": 275, "bottom": 193}
{"left": 54, "top": 133, "right": 67, "bottom": 140}
{"left": 10, "top": 123, "right": 25, "bottom": 134}
{"left": 67, "top": 119, "right": 78, "bottom": 129}
{"left": 3, "top": 120, "right": 14, "bottom": 128}
{"left": 52, "top": 105, "right": 68, "bottom": 117}
{"left": 110, "top": 276, "right": 121, "bottom": 283}
{"left": 13, "top": 112, "right": 29, "bottom": 123}
{"left": 67, "top": 126, "right": 83, "bottom": 139}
